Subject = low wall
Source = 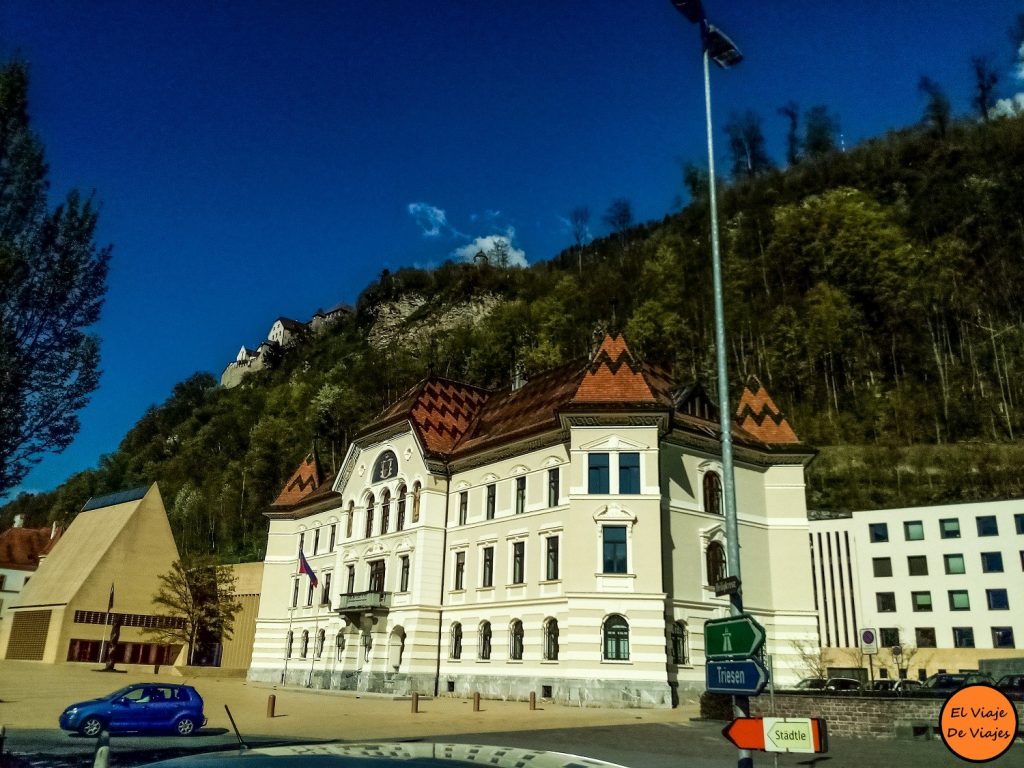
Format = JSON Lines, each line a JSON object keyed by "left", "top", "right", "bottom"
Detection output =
{"left": 751, "top": 694, "right": 1024, "bottom": 740}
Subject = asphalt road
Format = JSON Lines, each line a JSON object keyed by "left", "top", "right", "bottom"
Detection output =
{"left": 3, "top": 721, "right": 1021, "bottom": 767}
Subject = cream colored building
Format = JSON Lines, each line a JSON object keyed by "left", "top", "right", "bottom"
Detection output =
{"left": 249, "top": 335, "right": 819, "bottom": 707}
{"left": 810, "top": 500, "right": 1024, "bottom": 680}
{"left": 1, "top": 484, "right": 184, "bottom": 666}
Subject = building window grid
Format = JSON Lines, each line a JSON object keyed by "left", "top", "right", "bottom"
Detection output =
{"left": 515, "top": 477, "right": 526, "bottom": 515}
{"left": 512, "top": 541, "right": 525, "bottom": 584}
{"left": 992, "top": 627, "right": 1015, "bottom": 648}
{"left": 953, "top": 627, "right": 975, "bottom": 648}
{"left": 915, "top": 628, "right": 937, "bottom": 648}
{"left": 486, "top": 484, "right": 496, "bottom": 519}
{"left": 940, "top": 518, "right": 961, "bottom": 539}
{"left": 603, "top": 526, "right": 628, "bottom": 574}
{"left": 547, "top": 468, "right": 559, "bottom": 507}
{"left": 1015, "top": 513, "right": 1024, "bottom": 535}
{"left": 872, "top": 557, "right": 892, "bottom": 577}
{"left": 546, "top": 536, "right": 559, "bottom": 581}
{"left": 602, "top": 614, "right": 630, "bottom": 661}
{"left": 313, "top": 528, "right": 321, "bottom": 555}
{"left": 543, "top": 618, "right": 559, "bottom": 661}
{"left": 479, "top": 621, "right": 492, "bottom": 660}
{"left": 976, "top": 515, "right": 998, "bottom": 536}
{"left": 399, "top": 555, "right": 410, "bottom": 592}
{"left": 454, "top": 551, "right": 466, "bottom": 591}
{"left": 703, "top": 471, "right": 723, "bottom": 515}
{"left": 380, "top": 492, "right": 390, "bottom": 535}
{"left": 911, "top": 591, "right": 933, "bottom": 612}
{"left": 482, "top": 546, "right": 494, "bottom": 588}
{"left": 458, "top": 491, "right": 468, "bottom": 526}
{"left": 944, "top": 553, "right": 966, "bottom": 575}
{"left": 904, "top": 521, "right": 924, "bottom": 541}
{"left": 588, "top": 453, "right": 610, "bottom": 494}
{"left": 869, "top": 523, "right": 888, "bottom": 543}
{"left": 509, "top": 619, "right": 524, "bottom": 660}
{"left": 876, "top": 592, "right": 896, "bottom": 612}
{"left": 329, "top": 524, "right": 336, "bottom": 551}
{"left": 619, "top": 453, "right": 640, "bottom": 494}
{"left": 907, "top": 555, "right": 928, "bottom": 576}
{"left": 346, "top": 565, "right": 355, "bottom": 593}
{"left": 396, "top": 486, "right": 406, "bottom": 531}
{"left": 948, "top": 589, "right": 970, "bottom": 611}
{"left": 986, "top": 588, "right": 1009, "bottom": 610}
{"left": 450, "top": 622, "right": 463, "bottom": 660}
{"left": 980, "top": 552, "right": 1004, "bottom": 573}
{"left": 365, "top": 496, "right": 375, "bottom": 538}
{"left": 321, "top": 571, "right": 332, "bottom": 606}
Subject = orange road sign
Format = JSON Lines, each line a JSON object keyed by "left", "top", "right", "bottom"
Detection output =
{"left": 722, "top": 717, "right": 828, "bottom": 754}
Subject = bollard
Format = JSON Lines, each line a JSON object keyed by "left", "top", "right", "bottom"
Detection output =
{"left": 411, "top": 691, "right": 419, "bottom": 713}
{"left": 93, "top": 730, "right": 110, "bottom": 768}
{"left": 267, "top": 694, "right": 276, "bottom": 718}
{"left": 473, "top": 692, "right": 481, "bottom": 712}
{"left": 529, "top": 691, "right": 536, "bottom": 711}
{"left": 154, "top": 664, "right": 160, "bottom": 674}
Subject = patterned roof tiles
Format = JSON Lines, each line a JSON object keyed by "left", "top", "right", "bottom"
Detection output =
{"left": 735, "top": 378, "right": 800, "bottom": 444}
{"left": 0, "top": 525, "right": 59, "bottom": 571}
{"left": 410, "top": 379, "right": 490, "bottom": 454}
{"left": 572, "top": 334, "right": 657, "bottom": 404}
{"left": 273, "top": 451, "right": 329, "bottom": 507}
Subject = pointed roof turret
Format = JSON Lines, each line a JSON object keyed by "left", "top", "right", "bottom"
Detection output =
{"left": 571, "top": 334, "right": 657, "bottom": 404}
{"left": 272, "top": 451, "right": 328, "bottom": 507}
{"left": 735, "top": 377, "right": 800, "bottom": 444}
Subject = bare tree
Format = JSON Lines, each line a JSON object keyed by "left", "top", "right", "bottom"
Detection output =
{"left": 918, "top": 77, "right": 952, "bottom": 138}
{"left": 724, "top": 110, "right": 773, "bottom": 179}
{"left": 568, "top": 206, "right": 591, "bottom": 275}
{"left": 971, "top": 56, "right": 999, "bottom": 122}
{"left": 777, "top": 101, "right": 801, "bottom": 165}
{"left": 790, "top": 638, "right": 829, "bottom": 680}
{"left": 803, "top": 105, "right": 841, "bottom": 158}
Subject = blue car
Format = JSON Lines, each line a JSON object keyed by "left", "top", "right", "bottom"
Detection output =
{"left": 59, "top": 684, "right": 206, "bottom": 737}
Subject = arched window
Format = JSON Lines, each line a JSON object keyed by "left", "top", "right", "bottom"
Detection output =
{"left": 603, "top": 614, "right": 629, "bottom": 661}
{"left": 703, "top": 471, "right": 723, "bottom": 515}
{"left": 300, "top": 629, "right": 310, "bottom": 658}
{"left": 450, "top": 622, "right": 463, "bottom": 660}
{"left": 412, "top": 481, "right": 422, "bottom": 523}
{"left": 543, "top": 618, "right": 559, "bottom": 661}
{"left": 380, "top": 490, "right": 391, "bottom": 535}
{"left": 365, "top": 494, "right": 375, "bottom": 538}
{"left": 346, "top": 501, "right": 354, "bottom": 538}
{"left": 670, "top": 621, "right": 688, "bottom": 665}
{"left": 285, "top": 630, "right": 294, "bottom": 658}
{"left": 509, "top": 619, "right": 524, "bottom": 660}
{"left": 315, "top": 629, "right": 326, "bottom": 659}
{"left": 706, "top": 541, "right": 727, "bottom": 585}
{"left": 396, "top": 484, "right": 407, "bottom": 531}
{"left": 335, "top": 630, "right": 346, "bottom": 661}
{"left": 478, "top": 621, "right": 492, "bottom": 660}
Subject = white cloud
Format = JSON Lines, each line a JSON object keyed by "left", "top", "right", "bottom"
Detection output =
{"left": 991, "top": 93, "right": 1024, "bottom": 118}
{"left": 407, "top": 202, "right": 449, "bottom": 237}
{"left": 451, "top": 227, "right": 527, "bottom": 268}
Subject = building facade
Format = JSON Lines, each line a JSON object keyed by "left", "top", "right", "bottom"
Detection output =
{"left": 809, "top": 500, "right": 1024, "bottom": 680}
{"left": 248, "top": 336, "right": 819, "bottom": 707}
{"left": 0, "top": 517, "right": 61, "bottom": 623}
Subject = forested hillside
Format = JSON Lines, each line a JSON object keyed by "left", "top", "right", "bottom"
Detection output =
{"left": 5, "top": 113, "right": 1024, "bottom": 561}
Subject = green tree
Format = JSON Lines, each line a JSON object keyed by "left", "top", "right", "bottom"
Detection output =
{"left": 0, "top": 61, "right": 111, "bottom": 496}
{"left": 724, "top": 110, "right": 773, "bottom": 179}
{"left": 803, "top": 105, "right": 840, "bottom": 158}
{"left": 146, "top": 556, "right": 242, "bottom": 666}
{"left": 918, "top": 77, "right": 951, "bottom": 138}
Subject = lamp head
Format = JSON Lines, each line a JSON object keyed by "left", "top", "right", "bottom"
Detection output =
{"left": 703, "top": 24, "right": 743, "bottom": 68}
{"left": 671, "top": 0, "right": 706, "bottom": 24}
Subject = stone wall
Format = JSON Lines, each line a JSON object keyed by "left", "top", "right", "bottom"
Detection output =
{"left": 751, "top": 694, "right": 1024, "bottom": 740}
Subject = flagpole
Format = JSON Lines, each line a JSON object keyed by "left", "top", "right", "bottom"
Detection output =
{"left": 283, "top": 575, "right": 296, "bottom": 686}
{"left": 308, "top": 608, "right": 321, "bottom": 688}
{"left": 98, "top": 582, "right": 114, "bottom": 665}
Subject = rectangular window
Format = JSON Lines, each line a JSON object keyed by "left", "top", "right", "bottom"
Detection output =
{"left": 907, "top": 555, "right": 928, "bottom": 576}
{"left": 313, "top": 528, "right": 321, "bottom": 554}
{"left": 299, "top": 531, "right": 305, "bottom": 553}
{"left": 482, "top": 546, "right": 494, "bottom": 588}
{"left": 986, "top": 588, "right": 1009, "bottom": 610}
{"left": 904, "top": 521, "right": 924, "bottom": 541}
{"left": 400, "top": 555, "right": 410, "bottom": 592}
{"left": 321, "top": 572, "right": 332, "bottom": 606}
{"left": 454, "top": 551, "right": 466, "bottom": 591}
{"left": 291, "top": 578, "right": 299, "bottom": 608}
{"left": 977, "top": 515, "right": 998, "bottom": 536}
{"left": 458, "top": 491, "right": 468, "bottom": 526}
{"left": 486, "top": 484, "right": 496, "bottom": 519}
{"left": 368, "top": 560, "right": 385, "bottom": 593}
{"left": 915, "top": 628, "right": 937, "bottom": 648}
{"left": 911, "top": 591, "right": 932, "bottom": 612}
{"left": 948, "top": 590, "right": 970, "bottom": 611}
{"left": 953, "top": 627, "right": 975, "bottom": 648}
{"left": 603, "top": 526, "right": 628, "bottom": 574}
{"left": 329, "top": 524, "right": 336, "bottom": 551}
{"left": 992, "top": 627, "right": 1016, "bottom": 649}
{"left": 1016, "top": 513, "right": 1024, "bottom": 535}
{"left": 940, "top": 518, "right": 960, "bottom": 539}
{"left": 980, "top": 552, "right": 1004, "bottom": 573}
{"left": 876, "top": 592, "right": 896, "bottom": 612}
{"left": 869, "top": 523, "right": 888, "bottom": 543}
{"left": 548, "top": 467, "right": 559, "bottom": 507}
{"left": 512, "top": 542, "right": 525, "bottom": 584}
{"left": 589, "top": 453, "right": 610, "bottom": 494}
{"left": 879, "top": 628, "right": 900, "bottom": 647}
{"left": 515, "top": 477, "right": 526, "bottom": 515}
{"left": 944, "top": 553, "right": 966, "bottom": 574}
{"left": 546, "top": 536, "right": 559, "bottom": 581}
{"left": 306, "top": 580, "right": 315, "bottom": 607}
{"left": 619, "top": 452, "right": 640, "bottom": 494}
{"left": 346, "top": 565, "right": 355, "bottom": 593}
{"left": 872, "top": 557, "right": 892, "bottom": 577}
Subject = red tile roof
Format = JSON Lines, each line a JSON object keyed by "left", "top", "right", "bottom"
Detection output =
{"left": 572, "top": 334, "right": 657, "bottom": 404}
{"left": 0, "top": 526, "right": 59, "bottom": 571}
{"left": 273, "top": 451, "right": 332, "bottom": 507}
{"left": 735, "top": 378, "right": 800, "bottom": 444}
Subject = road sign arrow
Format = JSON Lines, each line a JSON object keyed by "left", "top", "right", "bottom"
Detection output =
{"left": 706, "top": 657, "right": 770, "bottom": 695}
{"left": 704, "top": 614, "right": 766, "bottom": 659}
{"left": 762, "top": 718, "right": 828, "bottom": 754}
{"left": 722, "top": 718, "right": 766, "bottom": 751}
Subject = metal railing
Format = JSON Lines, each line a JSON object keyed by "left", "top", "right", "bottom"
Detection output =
{"left": 336, "top": 591, "right": 391, "bottom": 611}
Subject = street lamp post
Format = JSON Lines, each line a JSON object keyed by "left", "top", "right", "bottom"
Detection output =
{"left": 670, "top": 4, "right": 751, "bottom": 768}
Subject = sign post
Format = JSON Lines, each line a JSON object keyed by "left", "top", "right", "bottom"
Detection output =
{"left": 859, "top": 628, "right": 878, "bottom": 684}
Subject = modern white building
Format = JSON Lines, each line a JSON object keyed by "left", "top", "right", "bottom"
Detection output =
{"left": 248, "top": 335, "right": 819, "bottom": 707}
{"left": 809, "top": 500, "right": 1024, "bottom": 679}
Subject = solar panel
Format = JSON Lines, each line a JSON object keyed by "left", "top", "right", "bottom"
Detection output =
{"left": 81, "top": 485, "right": 149, "bottom": 512}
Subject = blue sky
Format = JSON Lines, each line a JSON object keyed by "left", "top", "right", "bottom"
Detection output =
{"left": 3, "top": 1, "right": 1022, "bottom": 496}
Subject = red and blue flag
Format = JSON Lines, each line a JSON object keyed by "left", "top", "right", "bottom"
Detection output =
{"left": 298, "top": 549, "right": 318, "bottom": 588}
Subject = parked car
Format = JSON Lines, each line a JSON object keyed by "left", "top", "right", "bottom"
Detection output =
{"left": 863, "top": 678, "right": 921, "bottom": 694}
{"left": 793, "top": 677, "right": 827, "bottom": 690}
{"left": 823, "top": 677, "right": 862, "bottom": 692}
{"left": 996, "top": 674, "right": 1024, "bottom": 700}
{"left": 59, "top": 684, "right": 206, "bottom": 737}
{"left": 920, "top": 672, "right": 995, "bottom": 693}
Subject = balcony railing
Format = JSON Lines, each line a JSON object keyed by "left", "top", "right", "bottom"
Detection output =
{"left": 336, "top": 590, "right": 391, "bottom": 611}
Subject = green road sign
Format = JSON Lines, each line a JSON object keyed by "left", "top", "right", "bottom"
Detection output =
{"left": 705, "top": 614, "right": 766, "bottom": 660}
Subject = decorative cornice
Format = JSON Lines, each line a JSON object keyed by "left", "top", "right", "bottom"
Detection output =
{"left": 662, "top": 429, "right": 814, "bottom": 467}
{"left": 559, "top": 412, "right": 669, "bottom": 432}
{"left": 448, "top": 430, "right": 568, "bottom": 474}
